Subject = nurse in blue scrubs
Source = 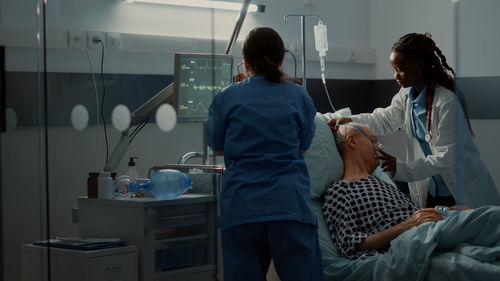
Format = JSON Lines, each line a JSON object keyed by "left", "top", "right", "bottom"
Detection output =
{"left": 206, "top": 27, "right": 324, "bottom": 281}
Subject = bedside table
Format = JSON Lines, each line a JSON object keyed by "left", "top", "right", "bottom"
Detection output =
{"left": 22, "top": 244, "right": 137, "bottom": 281}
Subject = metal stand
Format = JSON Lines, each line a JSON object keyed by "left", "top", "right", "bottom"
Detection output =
{"left": 177, "top": 123, "right": 211, "bottom": 165}
{"left": 284, "top": 14, "right": 322, "bottom": 89}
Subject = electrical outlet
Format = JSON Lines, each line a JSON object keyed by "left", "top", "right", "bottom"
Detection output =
{"left": 107, "top": 32, "right": 121, "bottom": 51}
{"left": 87, "top": 31, "right": 106, "bottom": 47}
{"left": 348, "top": 49, "right": 357, "bottom": 63}
{"left": 68, "top": 30, "right": 86, "bottom": 49}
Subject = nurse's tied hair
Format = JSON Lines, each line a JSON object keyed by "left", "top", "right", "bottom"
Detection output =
{"left": 393, "top": 33, "right": 473, "bottom": 134}
{"left": 242, "top": 27, "right": 285, "bottom": 83}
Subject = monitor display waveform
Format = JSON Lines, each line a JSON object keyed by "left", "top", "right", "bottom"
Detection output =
{"left": 174, "top": 53, "right": 233, "bottom": 122}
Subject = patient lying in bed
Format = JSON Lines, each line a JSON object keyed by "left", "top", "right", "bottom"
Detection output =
{"left": 322, "top": 122, "right": 463, "bottom": 259}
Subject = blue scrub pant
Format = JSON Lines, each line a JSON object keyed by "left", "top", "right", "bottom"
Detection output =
{"left": 221, "top": 220, "right": 324, "bottom": 281}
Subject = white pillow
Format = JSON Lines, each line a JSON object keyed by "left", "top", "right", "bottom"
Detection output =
{"left": 305, "top": 108, "right": 395, "bottom": 200}
{"left": 305, "top": 109, "right": 350, "bottom": 200}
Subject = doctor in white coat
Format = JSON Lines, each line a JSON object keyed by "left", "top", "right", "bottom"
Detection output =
{"left": 329, "top": 33, "right": 500, "bottom": 209}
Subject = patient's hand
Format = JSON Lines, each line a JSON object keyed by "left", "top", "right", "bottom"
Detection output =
{"left": 328, "top": 117, "right": 352, "bottom": 130}
{"left": 358, "top": 208, "right": 446, "bottom": 252}
{"left": 357, "top": 208, "right": 442, "bottom": 252}
{"left": 403, "top": 208, "right": 444, "bottom": 229}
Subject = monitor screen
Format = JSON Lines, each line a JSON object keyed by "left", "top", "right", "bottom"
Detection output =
{"left": 173, "top": 53, "right": 233, "bottom": 122}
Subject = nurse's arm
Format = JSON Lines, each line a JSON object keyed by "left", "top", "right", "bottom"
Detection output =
{"left": 351, "top": 88, "right": 407, "bottom": 136}
{"left": 356, "top": 208, "right": 443, "bottom": 252}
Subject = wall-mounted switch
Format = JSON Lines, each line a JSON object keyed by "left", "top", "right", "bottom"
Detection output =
{"left": 107, "top": 32, "right": 121, "bottom": 52}
{"left": 348, "top": 49, "right": 357, "bottom": 63}
{"left": 68, "top": 30, "right": 86, "bottom": 49}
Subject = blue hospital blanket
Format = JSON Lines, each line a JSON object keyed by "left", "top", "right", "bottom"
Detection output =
{"left": 314, "top": 203, "right": 500, "bottom": 281}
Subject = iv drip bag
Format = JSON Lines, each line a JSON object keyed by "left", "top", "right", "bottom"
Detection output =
{"left": 314, "top": 22, "right": 328, "bottom": 55}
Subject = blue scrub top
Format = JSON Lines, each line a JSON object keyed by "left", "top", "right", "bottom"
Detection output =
{"left": 408, "top": 86, "right": 451, "bottom": 197}
{"left": 206, "top": 75, "right": 317, "bottom": 230}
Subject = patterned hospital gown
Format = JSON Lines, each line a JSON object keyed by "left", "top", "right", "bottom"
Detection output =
{"left": 322, "top": 176, "right": 418, "bottom": 259}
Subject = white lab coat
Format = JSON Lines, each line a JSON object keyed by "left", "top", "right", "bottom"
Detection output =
{"left": 352, "top": 86, "right": 500, "bottom": 208}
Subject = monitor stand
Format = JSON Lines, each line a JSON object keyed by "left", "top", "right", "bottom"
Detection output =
{"left": 178, "top": 123, "right": 213, "bottom": 165}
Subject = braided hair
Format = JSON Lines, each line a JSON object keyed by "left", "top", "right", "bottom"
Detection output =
{"left": 392, "top": 33, "right": 473, "bottom": 134}
{"left": 242, "top": 27, "right": 285, "bottom": 83}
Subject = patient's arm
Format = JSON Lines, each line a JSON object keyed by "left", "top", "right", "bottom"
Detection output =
{"left": 356, "top": 208, "right": 443, "bottom": 252}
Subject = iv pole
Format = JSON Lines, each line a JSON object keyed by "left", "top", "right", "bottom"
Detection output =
{"left": 283, "top": 14, "right": 322, "bottom": 89}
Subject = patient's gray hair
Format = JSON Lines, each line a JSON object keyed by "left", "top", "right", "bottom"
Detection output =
{"left": 331, "top": 122, "right": 363, "bottom": 157}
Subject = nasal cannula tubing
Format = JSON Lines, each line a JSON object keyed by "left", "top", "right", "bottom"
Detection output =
{"left": 314, "top": 19, "right": 336, "bottom": 112}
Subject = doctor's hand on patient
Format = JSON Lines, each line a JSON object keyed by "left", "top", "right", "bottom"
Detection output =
{"left": 376, "top": 147, "right": 397, "bottom": 178}
{"left": 327, "top": 117, "right": 352, "bottom": 130}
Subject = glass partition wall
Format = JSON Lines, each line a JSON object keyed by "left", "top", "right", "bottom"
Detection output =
{"left": 1, "top": 0, "right": 48, "bottom": 281}
{"left": 42, "top": 2, "right": 230, "bottom": 280}
{"left": 2, "top": 0, "right": 239, "bottom": 280}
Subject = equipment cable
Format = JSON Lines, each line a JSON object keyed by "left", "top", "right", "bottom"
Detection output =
{"left": 85, "top": 45, "right": 101, "bottom": 171}
{"left": 129, "top": 118, "right": 149, "bottom": 144}
{"left": 97, "top": 40, "right": 109, "bottom": 166}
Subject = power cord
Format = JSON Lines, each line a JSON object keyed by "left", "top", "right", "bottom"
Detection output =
{"left": 85, "top": 45, "right": 101, "bottom": 171}
{"left": 95, "top": 39, "right": 109, "bottom": 166}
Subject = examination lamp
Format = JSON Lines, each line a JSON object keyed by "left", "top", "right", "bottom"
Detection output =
{"left": 124, "top": 0, "right": 265, "bottom": 13}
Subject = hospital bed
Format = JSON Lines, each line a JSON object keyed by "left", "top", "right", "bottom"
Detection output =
{"left": 304, "top": 110, "right": 500, "bottom": 281}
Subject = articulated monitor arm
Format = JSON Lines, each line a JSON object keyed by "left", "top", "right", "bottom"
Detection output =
{"left": 104, "top": 83, "right": 174, "bottom": 172}
{"left": 104, "top": 0, "right": 252, "bottom": 172}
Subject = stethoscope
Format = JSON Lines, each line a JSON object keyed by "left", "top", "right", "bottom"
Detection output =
{"left": 405, "top": 89, "right": 434, "bottom": 143}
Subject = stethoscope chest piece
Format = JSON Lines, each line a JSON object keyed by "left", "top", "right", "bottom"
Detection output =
{"left": 424, "top": 132, "right": 432, "bottom": 143}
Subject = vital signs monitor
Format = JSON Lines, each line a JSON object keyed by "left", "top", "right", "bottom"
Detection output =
{"left": 173, "top": 53, "right": 233, "bottom": 122}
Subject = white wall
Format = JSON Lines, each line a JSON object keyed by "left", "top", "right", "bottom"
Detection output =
{"left": 1, "top": 0, "right": 376, "bottom": 79}
{"left": 369, "top": 0, "right": 455, "bottom": 80}
{"left": 369, "top": 0, "right": 500, "bottom": 79}
{"left": 455, "top": 0, "right": 500, "bottom": 77}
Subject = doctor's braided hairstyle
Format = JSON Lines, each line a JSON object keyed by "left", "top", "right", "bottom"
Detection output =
{"left": 392, "top": 33, "right": 473, "bottom": 134}
{"left": 242, "top": 27, "right": 285, "bottom": 83}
